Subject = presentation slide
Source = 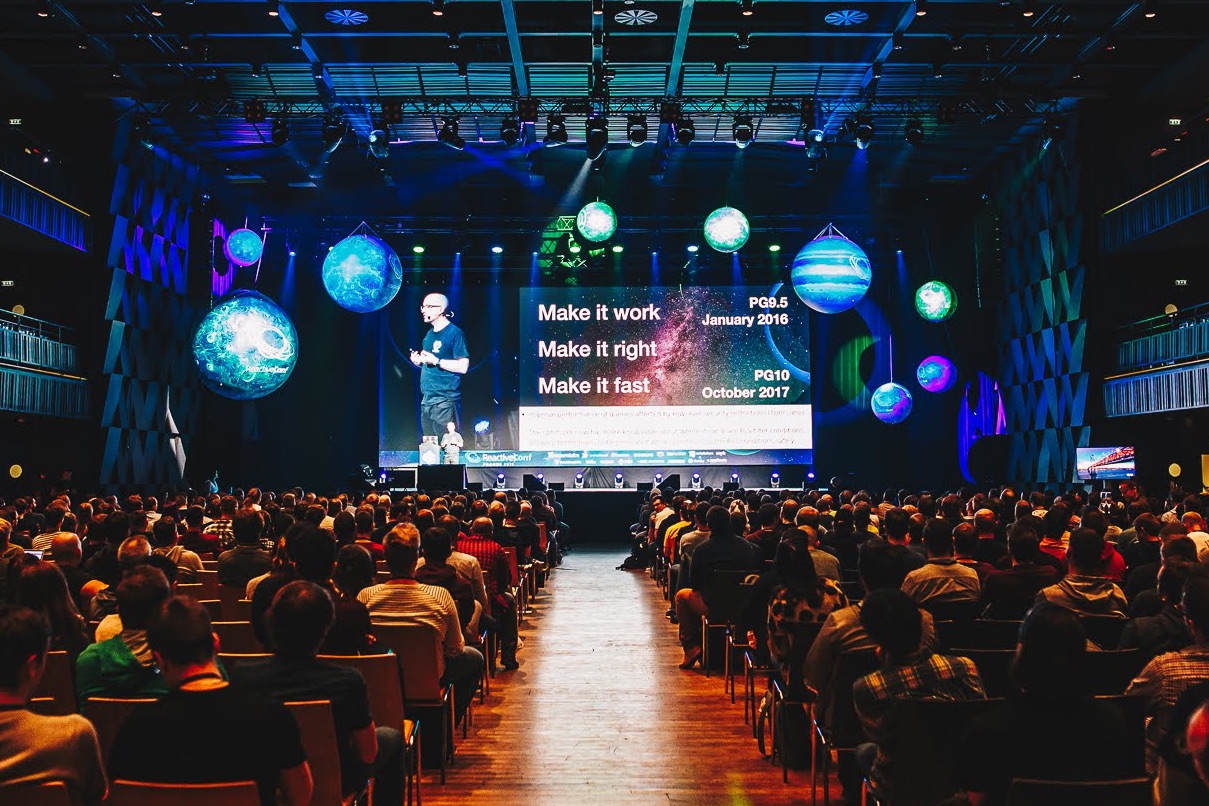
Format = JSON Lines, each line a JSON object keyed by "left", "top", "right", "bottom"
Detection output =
{"left": 1075, "top": 446, "right": 1136, "bottom": 480}
{"left": 517, "top": 285, "right": 812, "bottom": 465}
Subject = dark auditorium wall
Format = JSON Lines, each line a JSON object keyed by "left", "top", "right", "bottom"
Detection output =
{"left": 995, "top": 118, "right": 1091, "bottom": 486}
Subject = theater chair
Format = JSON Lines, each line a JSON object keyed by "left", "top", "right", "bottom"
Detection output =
{"left": 31, "top": 650, "right": 76, "bottom": 716}
{"left": 211, "top": 621, "right": 264, "bottom": 654}
{"left": 0, "top": 781, "right": 71, "bottom": 806}
{"left": 1006, "top": 777, "right": 1153, "bottom": 806}
{"left": 699, "top": 570, "right": 753, "bottom": 677}
{"left": 320, "top": 654, "right": 422, "bottom": 806}
{"left": 81, "top": 697, "right": 157, "bottom": 766}
{"left": 810, "top": 650, "right": 879, "bottom": 806}
{"left": 107, "top": 780, "right": 260, "bottom": 806}
{"left": 285, "top": 700, "right": 369, "bottom": 806}
{"left": 770, "top": 621, "right": 825, "bottom": 782}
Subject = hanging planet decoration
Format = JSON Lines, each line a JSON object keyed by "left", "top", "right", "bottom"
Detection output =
{"left": 916, "top": 355, "right": 957, "bottom": 393}
{"left": 871, "top": 382, "right": 914, "bottom": 424}
{"left": 321, "top": 234, "right": 403, "bottom": 313}
{"left": 192, "top": 290, "right": 298, "bottom": 400}
{"left": 703, "top": 206, "right": 751, "bottom": 253}
{"left": 576, "top": 201, "right": 618, "bottom": 243}
{"left": 225, "top": 228, "right": 264, "bottom": 267}
{"left": 790, "top": 230, "right": 872, "bottom": 314}
{"left": 915, "top": 280, "right": 957, "bottom": 322}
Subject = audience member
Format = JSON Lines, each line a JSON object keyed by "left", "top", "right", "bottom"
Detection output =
{"left": 50, "top": 532, "right": 99, "bottom": 612}
{"left": 217, "top": 510, "right": 272, "bottom": 587}
{"left": 880, "top": 507, "right": 926, "bottom": 574}
{"left": 201, "top": 495, "right": 238, "bottom": 548}
{"left": 979, "top": 522, "right": 1061, "bottom": 619}
{"left": 971, "top": 508, "right": 1008, "bottom": 566}
{"left": 233, "top": 581, "right": 406, "bottom": 806}
{"left": 765, "top": 537, "right": 847, "bottom": 681}
{"left": 959, "top": 605, "right": 1137, "bottom": 806}
{"left": 108, "top": 596, "right": 312, "bottom": 806}
{"left": 796, "top": 513, "right": 840, "bottom": 581}
{"left": 358, "top": 523, "right": 484, "bottom": 723}
{"left": 14, "top": 562, "right": 90, "bottom": 659}
{"left": 0, "top": 606, "right": 106, "bottom": 803}
{"left": 457, "top": 517, "right": 519, "bottom": 671}
{"left": 673, "top": 505, "right": 760, "bottom": 669}
{"left": 900, "top": 518, "right": 980, "bottom": 606}
{"left": 76, "top": 566, "right": 171, "bottom": 699}
{"left": 852, "top": 588, "right": 985, "bottom": 803}
{"left": 1036, "top": 528, "right": 1128, "bottom": 618}
{"left": 414, "top": 527, "right": 478, "bottom": 636}
{"left": 150, "top": 517, "right": 202, "bottom": 583}
{"left": 1119, "top": 560, "right": 1195, "bottom": 661}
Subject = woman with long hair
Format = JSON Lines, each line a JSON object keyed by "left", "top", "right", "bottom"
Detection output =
{"left": 16, "top": 560, "right": 91, "bottom": 658}
{"left": 766, "top": 533, "right": 848, "bottom": 681}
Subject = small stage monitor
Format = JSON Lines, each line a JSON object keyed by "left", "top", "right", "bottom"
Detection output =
{"left": 1075, "top": 446, "right": 1135, "bottom": 481}
{"left": 722, "top": 482, "right": 740, "bottom": 492}
{"left": 522, "top": 473, "right": 547, "bottom": 491}
{"left": 547, "top": 482, "right": 565, "bottom": 492}
{"left": 659, "top": 474, "right": 681, "bottom": 494}
{"left": 418, "top": 464, "right": 466, "bottom": 491}
{"left": 466, "top": 481, "right": 484, "bottom": 493}
{"left": 385, "top": 467, "right": 417, "bottom": 490}
{"left": 636, "top": 482, "right": 654, "bottom": 492}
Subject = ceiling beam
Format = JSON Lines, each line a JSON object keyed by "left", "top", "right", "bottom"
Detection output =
{"left": 666, "top": 0, "right": 695, "bottom": 97}
{"left": 855, "top": 0, "right": 918, "bottom": 101}
{"left": 500, "top": 0, "right": 528, "bottom": 96}
{"left": 272, "top": 3, "right": 336, "bottom": 105}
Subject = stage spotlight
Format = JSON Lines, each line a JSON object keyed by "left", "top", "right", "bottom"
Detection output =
{"left": 544, "top": 114, "right": 568, "bottom": 146}
{"left": 500, "top": 117, "right": 520, "bottom": 146}
{"left": 731, "top": 471, "right": 740, "bottom": 485}
{"left": 674, "top": 116, "right": 695, "bottom": 146}
{"left": 149, "top": 0, "right": 164, "bottom": 16}
{"left": 655, "top": 472, "right": 664, "bottom": 484}
{"left": 1021, "top": 1, "right": 1035, "bottom": 17}
{"left": 270, "top": 117, "right": 289, "bottom": 146}
{"left": 312, "top": 63, "right": 325, "bottom": 80}
{"left": 568, "top": 236, "right": 582, "bottom": 254}
{"left": 805, "top": 127, "right": 825, "bottom": 160}
{"left": 807, "top": 469, "right": 816, "bottom": 481}
{"left": 585, "top": 116, "right": 608, "bottom": 162}
{"left": 322, "top": 114, "right": 346, "bottom": 154}
{"left": 474, "top": 420, "right": 491, "bottom": 434}
{"left": 491, "top": 245, "right": 503, "bottom": 254}
{"left": 495, "top": 472, "right": 506, "bottom": 490}
{"left": 412, "top": 245, "right": 425, "bottom": 254}
{"left": 367, "top": 125, "right": 389, "bottom": 160}
{"left": 732, "top": 115, "right": 754, "bottom": 148}
{"left": 611, "top": 244, "right": 624, "bottom": 253}
{"left": 905, "top": 118, "right": 924, "bottom": 146}
{"left": 771, "top": 471, "right": 780, "bottom": 488}
{"left": 536, "top": 473, "right": 545, "bottom": 485}
{"left": 737, "top": 30, "right": 751, "bottom": 49}
{"left": 740, "top": 0, "right": 754, "bottom": 15}
{"left": 849, "top": 113, "right": 874, "bottom": 149}
{"left": 615, "top": 472, "right": 624, "bottom": 489}
{"left": 431, "top": 0, "right": 445, "bottom": 16}
{"left": 575, "top": 473, "right": 585, "bottom": 489}
{"left": 627, "top": 114, "right": 648, "bottom": 147}
{"left": 1143, "top": 0, "right": 1156, "bottom": 18}
{"left": 768, "top": 243, "right": 781, "bottom": 253}
{"left": 267, "top": 0, "right": 279, "bottom": 16}
{"left": 438, "top": 116, "right": 466, "bottom": 150}
{"left": 915, "top": 0, "right": 927, "bottom": 16}
{"left": 691, "top": 472, "right": 702, "bottom": 490}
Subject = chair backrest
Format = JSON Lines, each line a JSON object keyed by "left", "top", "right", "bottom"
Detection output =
{"left": 194, "top": 568, "right": 220, "bottom": 599}
{"left": 372, "top": 623, "right": 445, "bottom": 704}
{"left": 1079, "top": 614, "right": 1129, "bottom": 649}
{"left": 827, "top": 650, "right": 881, "bottom": 747}
{"left": 537, "top": 522, "right": 548, "bottom": 553}
{"left": 27, "top": 697, "right": 59, "bottom": 716}
{"left": 1096, "top": 695, "right": 1149, "bottom": 777}
{"left": 217, "top": 585, "right": 245, "bottom": 620}
{"left": 31, "top": 650, "right": 76, "bottom": 716}
{"left": 784, "top": 620, "right": 826, "bottom": 685}
{"left": 196, "top": 599, "right": 224, "bottom": 622}
{"left": 885, "top": 697, "right": 1007, "bottom": 803}
{"left": 0, "top": 781, "right": 72, "bottom": 806}
{"left": 283, "top": 700, "right": 344, "bottom": 806}
{"left": 216, "top": 652, "right": 272, "bottom": 670}
{"left": 922, "top": 598, "right": 984, "bottom": 623}
{"left": 501, "top": 546, "right": 521, "bottom": 586}
{"left": 107, "top": 780, "right": 261, "bottom": 806}
{"left": 175, "top": 583, "right": 205, "bottom": 599}
{"left": 963, "top": 619, "right": 1024, "bottom": 650}
{"left": 1088, "top": 649, "right": 1147, "bottom": 695}
{"left": 200, "top": 559, "right": 219, "bottom": 571}
{"left": 212, "top": 621, "right": 263, "bottom": 655}
{"left": 82, "top": 696, "right": 158, "bottom": 765}
{"left": 320, "top": 653, "right": 405, "bottom": 728}
{"left": 840, "top": 579, "right": 865, "bottom": 602}
{"left": 1006, "top": 777, "right": 1153, "bottom": 806}
{"left": 705, "top": 574, "right": 755, "bottom": 624}
{"left": 951, "top": 648, "right": 1015, "bottom": 698}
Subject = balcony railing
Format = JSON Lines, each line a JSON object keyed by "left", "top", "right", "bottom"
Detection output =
{"left": 0, "top": 310, "right": 88, "bottom": 418}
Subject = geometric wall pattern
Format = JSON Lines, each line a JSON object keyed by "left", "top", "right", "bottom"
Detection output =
{"left": 996, "top": 127, "right": 1091, "bottom": 483}
{"left": 99, "top": 130, "right": 204, "bottom": 492}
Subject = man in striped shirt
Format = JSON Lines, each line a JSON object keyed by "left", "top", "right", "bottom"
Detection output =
{"left": 358, "top": 522, "right": 483, "bottom": 723}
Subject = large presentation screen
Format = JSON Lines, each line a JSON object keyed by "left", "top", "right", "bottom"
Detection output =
{"left": 517, "top": 286, "right": 812, "bottom": 466}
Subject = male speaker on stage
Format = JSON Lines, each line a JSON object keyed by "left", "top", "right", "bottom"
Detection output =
{"left": 411, "top": 292, "right": 469, "bottom": 438}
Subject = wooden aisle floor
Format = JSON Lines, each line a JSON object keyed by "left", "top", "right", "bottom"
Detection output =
{"left": 421, "top": 547, "right": 821, "bottom": 805}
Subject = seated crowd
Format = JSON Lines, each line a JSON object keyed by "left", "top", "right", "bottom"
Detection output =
{"left": 636, "top": 481, "right": 1209, "bottom": 805}
{"left": 0, "top": 485, "right": 568, "bottom": 804}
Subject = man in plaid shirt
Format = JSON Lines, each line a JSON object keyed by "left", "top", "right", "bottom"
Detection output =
{"left": 1128, "top": 565, "right": 1209, "bottom": 780}
{"left": 457, "top": 517, "right": 519, "bottom": 670}
{"left": 853, "top": 588, "right": 985, "bottom": 801}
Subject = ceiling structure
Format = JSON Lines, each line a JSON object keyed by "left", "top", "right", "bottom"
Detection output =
{"left": 2, "top": 1, "right": 1208, "bottom": 196}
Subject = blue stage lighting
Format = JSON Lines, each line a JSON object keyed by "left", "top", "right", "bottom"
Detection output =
{"left": 614, "top": 472, "right": 624, "bottom": 489}
{"left": 575, "top": 473, "right": 585, "bottom": 489}
{"left": 654, "top": 472, "right": 663, "bottom": 484}
{"left": 771, "top": 471, "right": 780, "bottom": 488}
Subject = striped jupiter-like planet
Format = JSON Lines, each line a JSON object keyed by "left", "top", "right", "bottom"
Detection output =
{"left": 790, "top": 234, "right": 872, "bottom": 314}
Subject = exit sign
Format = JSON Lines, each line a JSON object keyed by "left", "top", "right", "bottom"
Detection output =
{"left": 1170, "top": 118, "right": 1183, "bottom": 126}
{"left": 0, "top": 280, "right": 13, "bottom": 287}
{"left": 1176, "top": 279, "right": 1189, "bottom": 286}
{"left": 7, "top": 118, "right": 19, "bottom": 126}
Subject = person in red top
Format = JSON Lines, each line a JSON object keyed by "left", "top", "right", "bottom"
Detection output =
{"left": 352, "top": 509, "right": 383, "bottom": 560}
{"left": 180, "top": 504, "right": 220, "bottom": 559}
{"left": 1081, "top": 509, "right": 1126, "bottom": 582}
{"left": 457, "top": 517, "right": 519, "bottom": 670}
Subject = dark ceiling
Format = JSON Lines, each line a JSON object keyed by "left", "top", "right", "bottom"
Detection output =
{"left": 2, "top": 1, "right": 1208, "bottom": 197}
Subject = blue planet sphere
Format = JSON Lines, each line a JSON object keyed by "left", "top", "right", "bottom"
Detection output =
{"left": 871, "top": 382, "right": 913, "bottom": 424}
{"left": 192, "top": 290, "right": 298, "bottom": 400}
{"left": 225, "top": 228, "right": 264, "bottom": 267}
{"left": 703, "top": 207, "right": 750, "bottom": 253}
{"left": 790, "top": 234, "right": 873, "bottom": 314}
{"left": 321, "top": 234, "right": 403, "bottom": 313}
{"left": 916, "top": 355, "right": 956, "bottom": 393}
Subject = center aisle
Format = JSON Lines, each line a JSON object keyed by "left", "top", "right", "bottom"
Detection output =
{"left": 423, "top": 547, "right": 814, "bottom": 805}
